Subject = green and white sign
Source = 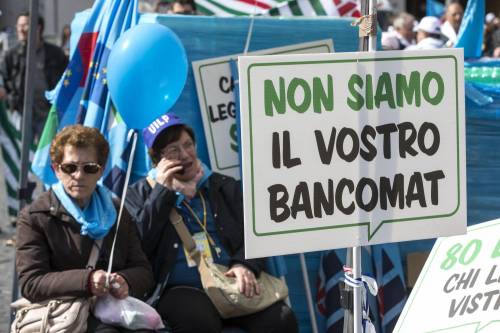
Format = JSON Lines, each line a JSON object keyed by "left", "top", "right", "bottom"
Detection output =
{"left": 395, "top": 219, "right": 500, "bottom": 333}
{"left": 193, "top": 40, "right": 334, "bottom": 179}
{"left": 238, "top": 49, "right": 466, "bottom": 258}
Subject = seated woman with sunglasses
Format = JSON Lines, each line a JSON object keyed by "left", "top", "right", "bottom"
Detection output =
{"left": 125, "top": 113, "right": 298, "bottom": 333}
{"left": 15, "top": 125, "right": 154, "bottom": 333}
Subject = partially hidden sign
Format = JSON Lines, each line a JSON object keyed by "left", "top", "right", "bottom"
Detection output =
{"left": 395, "top": 219, "right": 500, "bottom": 333}
{"left": 238, "top": 49, "right": 466, "bottom": 258}
{"left": 193, "top": 40, "right": 334, "bottom": 179}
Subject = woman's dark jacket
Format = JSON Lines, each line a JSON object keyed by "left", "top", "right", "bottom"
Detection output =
{"left": 125, "top": 172, "right": 266, "bottom": 285}
{"left": 16, "top": 190, "right": 154, "bottom": 303}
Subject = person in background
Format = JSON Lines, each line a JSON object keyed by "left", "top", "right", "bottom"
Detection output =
{"left": 60, "top": 24, "right": 71, "bottom": 58}
{"left": 125, "top": 113, "right": 298, "bottom": 333}
{"left": 381, "top": 12, "right": 416, "bottom": 50}
{"left": 155, "top": 0, "right": 198, "bottom": 15}
{"left": 169, "top": 0, "right": 198, "bottom": 15}
{"left": 0, "top": 29, "right": 10, "bottom": 60}
{"left": 0, "top": 12, "right": 67, "bottom": 142}
{"left": 484, "top": 12, "right": 500, "bottom": 57}
{"left": 441, "top": 1, "right": 464, "bottom": 47}
{"left": 16, "top": 125, "right": 154, "bottom": 333}
{"left": 406, "top": 16, "right": 444, "bottom": 50}
{"left": 392, "top": 12, "right": 416, "bottom": 49}
{"left": 491, "top": 26, "right": 500, "bottom": 58}
{"left": 139, "top": 1, "right": 156, "bottom": 13}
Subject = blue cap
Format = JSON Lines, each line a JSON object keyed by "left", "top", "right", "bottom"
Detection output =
{"left": 142, "top": 113, "right": 185, "bottom": 148}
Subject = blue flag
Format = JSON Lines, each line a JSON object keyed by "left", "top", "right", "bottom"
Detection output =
{"left": 372, "top": 244, "right": 407, "bottom": 333}
{"left": 317, "top": 249, "right": 346, "bottom": 333}
{"left": 32, "top": 0, "right": 149, "bottom": 195}
{"left": 455, "top": 0, "right": 485, "bottom": 58}
{"left": 426, "top": 0, "right": 444, "bottom": 17}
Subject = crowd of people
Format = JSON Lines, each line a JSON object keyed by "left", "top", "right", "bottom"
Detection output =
{"left": 0, "top": 2, "right": 194, "bottom": 144}
{"left": 382, "top": 1, "right": 500, "bottom": 57}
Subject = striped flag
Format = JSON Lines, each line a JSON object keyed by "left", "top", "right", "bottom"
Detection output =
{"left": 32, "top": 0, "right": 148, "bottom": 195}
{"left": 266, "top": 0, "right": 360, "bottom": 17}
{"left": 193, "top": 0, "right": 360, "bottom": 17}
{"left": 194, "top": 0, "right": 284, "bottom": 16}
{"left": 0, "top": 102, "right": 37, "bottom": 218}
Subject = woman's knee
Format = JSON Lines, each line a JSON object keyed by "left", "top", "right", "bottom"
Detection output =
{"left": 275, "top": 303, "right": 299, "bottom": 333}
{"left": 156, "top": 287, "right": 222, "bottom": 333}
{"left": 263, "top": 302, "right": 298, "bottom": 333}
{"left": 234, "top": 301, "right": 299, "bottom": 333}
{"left": 165, "top": 311, "right": 222, "bottom": 333}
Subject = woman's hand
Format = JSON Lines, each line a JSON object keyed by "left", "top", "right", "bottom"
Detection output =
{"left": 90, "top": 270, "right": 130, "bottom": 299}
{"left": 89, "top": 269, "right": 110, "bottom": 297}
{"left": 156, "top": 158, "right": 203, "bottom": 199}
{"left": 225, "top": 264, "right": 261, "bottom": 298}
{"left": 155, "top": 158, "right": 184, "bottom": 190}
{"left": 109, "top": 273, "right": 129, "bottom": 299}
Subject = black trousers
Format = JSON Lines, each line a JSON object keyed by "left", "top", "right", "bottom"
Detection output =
{"left": 156, "top": 286, "right": 299, "bottom": 333}
{"left": 87, "top": 314, "right": 155, "bottom": 333}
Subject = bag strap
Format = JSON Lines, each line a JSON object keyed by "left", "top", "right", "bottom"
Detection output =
{"left": 41, "top": 301, "right": 58, "bottom": 333}
{"left": 146, "top": 176, "right": 201, "bottom": 264}
{"left": 169, "top": 208, "right": 201, "bottom": 265}
{"left": 87, "top": 239, "right": 103, "bottom": 269}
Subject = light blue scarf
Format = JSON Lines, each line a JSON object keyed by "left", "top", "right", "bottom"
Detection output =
{"left": 52, "top": 182, "right": 117, "bottom": 240}
{"left": 147, "top": 161, "right": 212, "bottom": 206}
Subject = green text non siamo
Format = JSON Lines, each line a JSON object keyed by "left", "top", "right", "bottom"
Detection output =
{"left": 264, "top": 70, "right": 444, "bottom": 115}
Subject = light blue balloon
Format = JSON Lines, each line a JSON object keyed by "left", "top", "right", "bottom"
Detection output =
{"left": 107, "top": 24, "right": 188, "bottom": 129}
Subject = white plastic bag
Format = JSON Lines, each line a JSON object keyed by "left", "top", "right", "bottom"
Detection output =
{"left": 93, "top": 295, "right": 164, "bottom": 330}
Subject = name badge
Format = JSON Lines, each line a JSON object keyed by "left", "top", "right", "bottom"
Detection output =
{"left": 184, "top": 232, "right": 213, "bottom": 267}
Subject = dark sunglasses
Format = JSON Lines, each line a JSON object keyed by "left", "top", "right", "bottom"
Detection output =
{"left": 58, "top": 162, "right": 102, "bottom": 175}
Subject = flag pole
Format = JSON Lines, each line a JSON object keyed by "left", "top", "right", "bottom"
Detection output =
{"left": 12, "top": 0, "right": 39, "bottom": 322}
{"left": 18, "top": 0, "right": 38, "bottom": 210}
{"left": 349, "top": 0, "right": 377, "bottom": 332}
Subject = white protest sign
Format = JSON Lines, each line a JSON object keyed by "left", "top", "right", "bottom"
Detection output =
{"left": 395, "top": 219, "right": 500, "bottom": 333}
{"left": 238, "top": 49, "right": 466, "bottom": 258}
{"left": 193, "top": 40, "right": 334, "bottom": 179}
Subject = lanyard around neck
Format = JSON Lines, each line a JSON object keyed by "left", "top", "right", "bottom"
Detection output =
{"left": 182, "top": 191, "right": 221, "bottom": 257}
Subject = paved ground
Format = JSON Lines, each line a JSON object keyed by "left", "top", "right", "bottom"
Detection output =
{"left": 0, "top": 154, "right": 15, "bottom": 333}
{"left": 0, "top": 227, "right": 14, "bottom": 333}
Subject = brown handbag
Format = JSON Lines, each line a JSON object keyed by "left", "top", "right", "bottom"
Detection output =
{"left": 169, "top": 209, "right": 289, "bottom": 319}
{"left": 10, "top": 240, "right": 102, "bottom": 333}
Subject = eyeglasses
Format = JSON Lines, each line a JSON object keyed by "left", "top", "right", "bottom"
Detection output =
{"left": 58, "top": 162, "right": 102, "bottom": 175}
{"left": 161, "top": 140, "right": 195, "bottom": 160}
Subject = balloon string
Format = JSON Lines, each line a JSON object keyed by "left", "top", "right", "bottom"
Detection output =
{"left": 243, "top": 0, "right": 257, "bottom": 54}
{"left": 105, "top": 130, "right": 138, "bottom": 288}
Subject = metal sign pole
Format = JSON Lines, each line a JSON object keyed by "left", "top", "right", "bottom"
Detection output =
{"left": 351, "top": 0, "right": 377, "bottom": 332}
{"left": 352, "top": 246, "right": 362, "bottom": 333}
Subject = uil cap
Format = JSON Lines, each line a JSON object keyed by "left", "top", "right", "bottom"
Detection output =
{"left": 142, "top": 113, "right": 185, "bottom": 148}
